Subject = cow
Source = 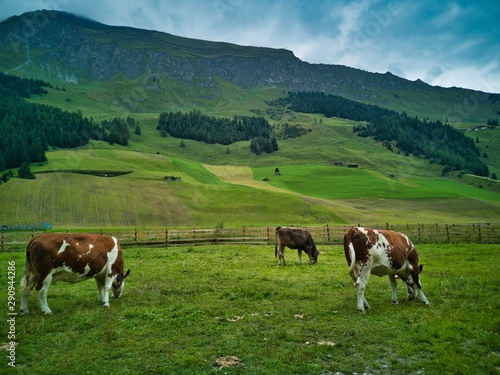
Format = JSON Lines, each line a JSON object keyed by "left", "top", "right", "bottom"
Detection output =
{"left": 20, "top": 233, "right": 130, "bottom": 315}
{"left": 343, "top": 227, "right": 429, "bottom": 313}
{"left": 275, "top": 226, "right": 320, "bottom": 266}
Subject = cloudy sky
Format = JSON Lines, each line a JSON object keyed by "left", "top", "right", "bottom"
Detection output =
{"left": 1, "top": 0, "right": 499, "bottom": 93}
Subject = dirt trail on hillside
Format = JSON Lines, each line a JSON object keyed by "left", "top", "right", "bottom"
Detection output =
{"left": 203, "top": 165, "right": 296, "bottom": 195}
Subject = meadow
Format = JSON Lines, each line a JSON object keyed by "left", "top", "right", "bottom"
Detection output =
{"left": 1, "top": 124, "right": 498, "bottom": 228}
{"left": 1, "top": 243, "right": 498, "bottom": 374}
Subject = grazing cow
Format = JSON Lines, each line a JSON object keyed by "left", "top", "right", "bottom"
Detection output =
{"left": 20, "top": 233, "right": 130, "bottom": 315}
{"left": 343, "top": 227, "right": 429, "bottom": 313}
{"left": 275, "top": 226, "right": 320, "bottom": 266}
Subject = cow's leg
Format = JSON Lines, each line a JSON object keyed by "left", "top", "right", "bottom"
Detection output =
{"left": 418, "top": 289, "right": 429, "bottom": 305}
{"left": 20, "top": 290, "right": 30, "bottom": 315}
{"left": 96, "top": 277, "right": 112, "bottom": 307}
{"left": 406, "top": 283, "right": 416, "bottom": 300}
{"left": 411, "top": 285, "right": 429, "bottom": 305}
{"left": 297, "top": 249, "right": 302, "bottom": 265}
{"left": 278, "top": 246, "right": 286, "bottom": 266}
{"left": 20, "top": 270, "right": 37, "bottom": 315}
{"left": 389, "top": 275, "right": 398, "bottom": 305}
{"left": 96, "top": 278, "right": 106, "bottom": 306}
{"left": 37, "top": 276, "right": 53, "bottom": 315}
{"left": 355, "top": 270, "right": 370, "bottom": 313}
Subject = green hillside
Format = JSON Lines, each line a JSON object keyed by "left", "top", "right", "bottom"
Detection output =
{"left": 1, "top": 109, "right": 498, "bottom": 228}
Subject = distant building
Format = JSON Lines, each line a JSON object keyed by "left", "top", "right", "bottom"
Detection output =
{"left": 164, "top": 176, "right": 181, "bottom": 182}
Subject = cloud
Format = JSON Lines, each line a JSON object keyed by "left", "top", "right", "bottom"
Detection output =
{"left": 1, "top": 0, "right": 499, "bottom": 92}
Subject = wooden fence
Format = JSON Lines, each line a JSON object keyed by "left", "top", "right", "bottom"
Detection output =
{"left": 1, "top": 223, "right": 498, "bottom": 252}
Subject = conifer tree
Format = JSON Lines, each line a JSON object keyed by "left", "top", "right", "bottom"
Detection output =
{"left": 18, "top": 162, "right": 35, "bottom": 179}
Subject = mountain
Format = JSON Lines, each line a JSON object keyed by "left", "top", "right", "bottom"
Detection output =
{"left": 1, "top": 10, "right": 498, "bottom": 124}
{"left": 0, "top": 10, "right": 415, "bottom": 92}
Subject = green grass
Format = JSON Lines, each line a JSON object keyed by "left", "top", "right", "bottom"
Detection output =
{"left": 1, "top": 243, "right": 498, "bottom": 374}
{"left": 254, "top": 164, "right": 500, "bottom": 200}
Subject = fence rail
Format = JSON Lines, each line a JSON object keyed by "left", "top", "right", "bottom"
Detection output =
{"left": 1, "top": 223, "right": 498, "bottom": 252}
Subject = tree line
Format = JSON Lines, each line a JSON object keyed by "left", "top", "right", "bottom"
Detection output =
{"left": 0, "top": 73, "right": 135, "bottom": 172}
{"left": 355, "top": 115, "right": 489, "bottom": 176}
{"left": 0, "top": 72, "right": 52, "bottom": 98}
{"left": 272, "top": 91, "right": 398, "bottom": 122}
{"left": 157, "top": 110, "right": 279, "bottom": 154}
{"left": 276, "top": 91, "right": 489, "bottom": 177}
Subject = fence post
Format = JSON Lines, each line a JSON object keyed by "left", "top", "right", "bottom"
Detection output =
{"left": 267, "top": 226, "right": 270, "bottom": 245}
{"left": 193, "top": 227, "right": 196, "bottom": 244}
{"left": 326, "top": 224, "right": 330, "bottom": 243}
{"left": 165, "top": 227, "right": 169, "bottom": 247}
{"left": 134, "top": 227, "right": 138, "bottom": 246}
{"left": 446, "top": 224, "right": 450, "bottom": 243}
{"left": 1, "top": 232, "right": 3, "bottom": 252}
{"left": 478, "top": 224, "right": 482, "bottom": 242}
{"left": 243, "top": 226, "right": 246, "bottom": 242}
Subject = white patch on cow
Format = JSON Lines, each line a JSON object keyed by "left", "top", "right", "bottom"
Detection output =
{"left": 401, "top": 233, "right": 412, "bottom": 247}
{"left": 82, "top": 244, "right": 94, "bottom": 258}
{"left": 106, "top": 237, "right": 119, "bottom": 269}
{"left": 57, "top": 240, "right": 70, "bottom": 255}
{"left": 50, "top": 262, "right": 88, "bottom": 283}
{"left": 83, "top": 264, "right": 91, "bottom": 276}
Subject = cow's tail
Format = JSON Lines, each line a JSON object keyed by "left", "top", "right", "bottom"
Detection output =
{"left": 343, "top": 231, "right": 357, "bottom": 284}
{"left": 20, "top": 238, "right": 36, "bottom": 295}
{"left": 275, "top": 227, "right": 282, "bottom": 258}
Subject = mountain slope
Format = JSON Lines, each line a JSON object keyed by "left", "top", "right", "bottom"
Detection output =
{"left": 1, "top": 10, "right": 499, "bottom": 124}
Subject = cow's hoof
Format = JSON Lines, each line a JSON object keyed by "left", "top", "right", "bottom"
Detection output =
{"left": 391, "top": 300, "right": 398, "bottom": 305}
{"left": 357, "top": 309, "right": 366, "bottom": 314}
{"left": 102, "top": 303, "right": 110, "bottom": 308}
{"left": 20, "top": 309, "right": 28, "bottom": 315}
{"left": 42, "top": 310, "right": 53, "bottom": 315}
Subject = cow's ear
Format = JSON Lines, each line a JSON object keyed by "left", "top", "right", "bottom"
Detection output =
{"left": 124, "top": 269, "right": 131, "bottom": 279}
{"left": 418, "top": 265, "right": 424, "bottom": 273}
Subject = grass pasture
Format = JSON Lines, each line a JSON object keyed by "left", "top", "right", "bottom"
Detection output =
{"left": 1, "top": 244, "right": 498, "bottom": 374}
{"left": 253, "top": 164, "right": 500, "bottom": 200}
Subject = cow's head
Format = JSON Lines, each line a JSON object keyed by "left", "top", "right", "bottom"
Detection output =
{"left": 112, "top": 269, "right": 130, "bottom": 298}
{"left": 308, "top": 245, "right": 320, "bottom": 264}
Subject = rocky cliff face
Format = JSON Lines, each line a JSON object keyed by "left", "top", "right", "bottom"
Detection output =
{"left": 0, "top": 10, "right": 427, "bottom": 100}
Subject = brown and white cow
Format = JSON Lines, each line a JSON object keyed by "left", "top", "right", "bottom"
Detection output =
{"left": 275, "top": 226, "right": 320, "bottom": 266}
{"left": 343, "top": 227, "right": 429, "bottom": 313}
{"left": 20, "top": 233, "right": 130, "bottom": 315}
